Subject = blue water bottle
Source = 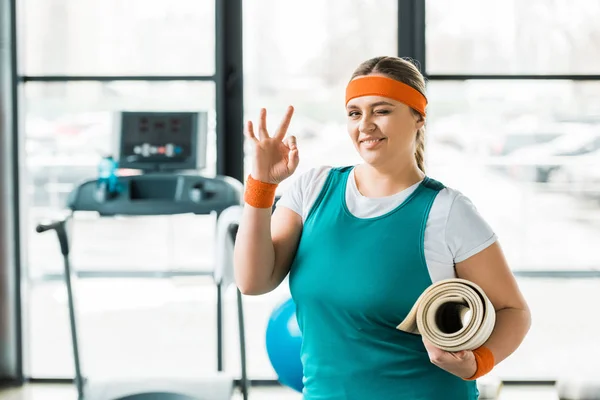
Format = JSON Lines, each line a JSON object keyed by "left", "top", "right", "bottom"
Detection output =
{"left": 97, "top": 155, "right": 119, "bottom": 197}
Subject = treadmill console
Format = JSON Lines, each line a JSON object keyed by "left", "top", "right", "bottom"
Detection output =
{"left": 114, "top": 111, "right": 208, "bottom": 172}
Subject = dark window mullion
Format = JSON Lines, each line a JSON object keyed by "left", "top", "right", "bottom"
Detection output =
{"left": 397, "top": 0, "right": 426, "bottom": 72}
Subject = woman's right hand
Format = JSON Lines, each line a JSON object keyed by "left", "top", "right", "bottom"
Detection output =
{"left": 245, "top": 105, "right": 299, "bottom": 185}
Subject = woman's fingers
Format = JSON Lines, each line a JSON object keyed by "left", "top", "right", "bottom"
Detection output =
{"left": 244, "top": 120, "right": 258, "bottom": 143}
{"left": 248, "top": 106, "right": 294, "bottom": 141}
{"left": 287, "top": 135, "right": 299, "bottom": 172}
{"left": 257, "top": 108, "right": 269, "bottom": 140}
{"left": 251, "top": 105, "right": 295, "bottom": 143}
{"left": 274, "top": 105, "right": 295, "bottom": 141}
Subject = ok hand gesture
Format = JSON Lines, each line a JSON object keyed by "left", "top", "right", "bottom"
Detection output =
{"left": 245, "top": 106, "right": 299, "bottom": 185}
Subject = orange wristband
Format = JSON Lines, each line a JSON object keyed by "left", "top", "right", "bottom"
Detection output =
{"left": 244, "top": 174, "right": 278, "bottom": 208}
{"left": 465, "top": 346, "right": 495, "bottom": 380}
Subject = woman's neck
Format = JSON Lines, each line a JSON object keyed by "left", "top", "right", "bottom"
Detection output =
{"left": 354, "top": 161, "right": 424, "bottom": 198}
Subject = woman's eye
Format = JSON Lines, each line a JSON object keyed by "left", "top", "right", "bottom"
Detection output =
{"left": 375, "top": 109, "right": 390, "bottom": 115}
{"left": 348, "top": 111, "right": 360, "bottom": 117}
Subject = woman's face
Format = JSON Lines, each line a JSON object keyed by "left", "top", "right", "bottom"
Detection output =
{"left": 346, "top": 82, "right": 424, "bottom": 168}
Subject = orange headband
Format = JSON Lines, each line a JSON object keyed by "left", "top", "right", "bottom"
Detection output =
{"left": 345, "top": 76, "right": 428, "bottom": 117}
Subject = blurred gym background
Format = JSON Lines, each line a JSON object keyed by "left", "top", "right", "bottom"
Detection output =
{"left": 1, "top": 0, "right": 599, "bottom": 399}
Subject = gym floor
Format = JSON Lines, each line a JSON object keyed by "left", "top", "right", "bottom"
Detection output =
{"left": 0, "top": 383, "right": 561, "bottom": 400}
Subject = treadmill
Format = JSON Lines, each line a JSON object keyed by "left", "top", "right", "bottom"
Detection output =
{"left": 35, "top": 111, "right": 248, "bottom": 400}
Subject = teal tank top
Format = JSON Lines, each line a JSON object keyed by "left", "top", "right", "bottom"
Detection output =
{"left": 288, "top": 166, "right": 479, "bottom": 400}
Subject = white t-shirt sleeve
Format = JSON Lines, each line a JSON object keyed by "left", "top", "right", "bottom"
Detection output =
{"left": 274, "top": 174, "right": 305, "bottom": 217}
{"left": 274, "top": 166, "right": 332, "bottom": 220}
{"left": 445, "top": 192, "right": 498, "bottom": 263}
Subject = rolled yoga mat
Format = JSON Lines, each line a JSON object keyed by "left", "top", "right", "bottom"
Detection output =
{"left": 396, "top": 278, "right": 496, "bottom": 352}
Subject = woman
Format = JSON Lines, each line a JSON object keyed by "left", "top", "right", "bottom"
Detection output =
{"left": 234, "top": 56, "right": 531, "bottom": 399}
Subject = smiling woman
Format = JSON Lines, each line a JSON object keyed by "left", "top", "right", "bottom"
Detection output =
{"left": 234, "top": 55, "right": 531, "bottom": 400}
{"left": 345, "top": 71, "right": 426, "bottom": 190}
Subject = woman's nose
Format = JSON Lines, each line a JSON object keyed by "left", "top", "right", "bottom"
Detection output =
{"left": 359, "top": 116, "right": 376, "bottom": 132}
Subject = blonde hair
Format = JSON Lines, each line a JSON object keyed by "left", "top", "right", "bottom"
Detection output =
{"left": 351, "top": 56, "right": 427, "bottom": 173}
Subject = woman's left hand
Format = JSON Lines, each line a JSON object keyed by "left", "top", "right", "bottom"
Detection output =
{"left": 422, "top": 338, "right": 477, "bottom": 380}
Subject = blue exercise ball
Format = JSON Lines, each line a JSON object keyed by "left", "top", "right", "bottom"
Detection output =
{"left": 265, "top": 297, "right": 304, "bottom": 393}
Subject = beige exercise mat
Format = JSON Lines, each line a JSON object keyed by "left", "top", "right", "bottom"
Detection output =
{"left": 396, "top": 278, "right": 496, "bottom": 352}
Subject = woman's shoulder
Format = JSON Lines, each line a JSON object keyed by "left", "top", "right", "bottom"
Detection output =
{"left": 431, "top": 184, "right": 497, "bottom": 262}
{"left": 430, "top": 183, "right": 490, "bottom": 229}
{"left": 422, "top": 176, "right": 476, "bottom": 209}
{"left": 434, "top": 185, "right": 485, "bottom": 219}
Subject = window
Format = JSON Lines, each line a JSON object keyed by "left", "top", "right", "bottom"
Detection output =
{"left": 28, "top": 278, "right": 284, "bottom": 378}
{"left": 22, "top": 0, "right": 215, "bottom": 76}
{"left": 238, "top": 0, "right": 600, "bottom": 382}
{"left": 241, "top": 0, "right": 398, "bottom": 378}
{"left": 23, "top": 81, "right": 218, "bottom": 376}
{"left": 425, "top": 0, "right": 600, "bottom": 75}
{"left": 24, "top": 80, "right": 216, "bottom": 212}
{"left": 243, "top": 0, "right": 398, "bottom": 192}
{"left": 490, "top": 278, "right": 600, "bottom": 380}
{"left": 424, "top": 1, "right": 600, "bottom": 382}
{"left": 28, "top": 279, "right": 214, "bottom": 378}
{"left": 425, "top": 80, "right": 600, "bottom": 271}
{"left": 21, "top": 0, "right": 599, "bottom": 385}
